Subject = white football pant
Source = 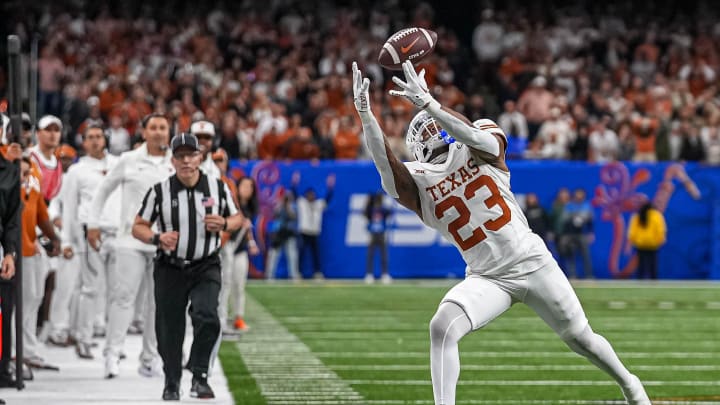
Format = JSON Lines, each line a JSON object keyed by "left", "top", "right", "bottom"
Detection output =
{"left": 106, "top": 247, "right": 157, "bottom": 365}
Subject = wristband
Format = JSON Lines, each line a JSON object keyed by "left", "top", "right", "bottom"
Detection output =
{"left": 151, "top": 234, "right": 161, "bottom": 246}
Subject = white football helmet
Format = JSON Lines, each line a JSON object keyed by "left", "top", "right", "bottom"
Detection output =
{"left": 405, "top": 111, "right": 453, "bottom": 163}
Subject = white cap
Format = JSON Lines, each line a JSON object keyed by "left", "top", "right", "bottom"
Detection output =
{"left": 190, "top": 120, "right": 215, "bottom": 136}
{"left": 531, "top": 76, "right": 547, "bottom": 87}
{"left": 38, "top": 115, "right": 63, "bottom": 130}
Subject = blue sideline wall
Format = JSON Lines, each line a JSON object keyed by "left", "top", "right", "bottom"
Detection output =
{"left": 230, "top": 160, "right": 720, "bottom": 280}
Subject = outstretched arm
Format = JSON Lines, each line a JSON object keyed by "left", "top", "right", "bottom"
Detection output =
{"left": 390, "top": 61, "right": 507, "bottom": 160}
{"left": 353, "top": 62, "right": 421, "bottom": 216}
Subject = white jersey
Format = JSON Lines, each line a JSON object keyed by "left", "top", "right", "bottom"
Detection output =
{"left": 60, "top": 154, "right": 121, "bottom": 249}
{"left": 87, "top": 143, "right": 174, "bottom": 252}
{"left": 405, "top": 144, "right": 552, "bottom": 277}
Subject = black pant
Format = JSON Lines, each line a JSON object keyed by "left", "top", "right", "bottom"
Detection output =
{"left": 636, "top": 249, "right": 658, "bottom": 279}
{"left": 300, "top": 233, "right": 321, "bottom": 276}
{"left": 0, "top": 280, "right": 14, "bottom": 378}
{"left": 366, "top": 233, "right": 388, "bottom": 275}
{"left": 154, "top": 256, "right": 221, "bottom": 384}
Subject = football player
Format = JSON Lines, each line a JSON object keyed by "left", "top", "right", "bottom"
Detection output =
{"left": 352, "top": 60, "right": 651, "bottom": 405}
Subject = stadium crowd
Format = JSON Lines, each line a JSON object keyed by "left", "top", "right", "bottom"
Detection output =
{"left": 2, "top": 0, "right": 720, "bottom": 164}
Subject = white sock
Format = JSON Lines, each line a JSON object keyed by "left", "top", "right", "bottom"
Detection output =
{"left": 429, "top": 302, "right": 472, "bottom": 405}
{"left": 563, "top": 325, "right": 634, "bottom": 387}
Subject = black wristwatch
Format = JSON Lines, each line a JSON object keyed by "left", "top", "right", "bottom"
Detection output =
{"left": 151, "top": 234, "right": 161, "bottom": 246}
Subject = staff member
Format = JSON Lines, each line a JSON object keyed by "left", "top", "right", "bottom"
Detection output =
{"left": 87, "top": 112, "right": 173, "bottom": 379}
{"left": 132, "top": 134, "right": 244, "bottom": 401}
{"left": 60, "top": 125, "right": 120, "bottom": 359}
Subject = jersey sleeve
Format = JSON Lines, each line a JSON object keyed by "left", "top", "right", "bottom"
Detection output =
{"left": 137, "top": 185, "right": 158, "bottom": 223}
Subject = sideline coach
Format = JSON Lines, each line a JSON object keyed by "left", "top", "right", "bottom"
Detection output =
{"left": 132, "top": 133, "right": 245, "bottom": 400}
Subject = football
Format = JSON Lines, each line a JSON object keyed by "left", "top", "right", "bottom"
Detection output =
{"left": 378, "top": 27, "right": 437, "bottom": 70}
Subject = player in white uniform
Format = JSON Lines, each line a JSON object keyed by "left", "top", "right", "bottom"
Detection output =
{"left": 61, "top": 125, "right": 120, "bottom": 359}
{"left": 87, "top": 113, "right": 174, "bottom": 379}
{"left": 352, "top": 61, "right": 651, "bottom": 405}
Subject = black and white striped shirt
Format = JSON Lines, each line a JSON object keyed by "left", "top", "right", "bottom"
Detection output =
{"left": 138, "top": 173, "right": 237, "bottom": 261}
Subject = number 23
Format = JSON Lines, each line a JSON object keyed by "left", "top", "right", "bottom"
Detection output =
{"left": 434, "top": 175, "right": 512, "bottom": 250}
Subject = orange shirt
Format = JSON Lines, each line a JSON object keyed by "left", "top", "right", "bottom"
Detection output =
{"left": 333, "top": 129, "right": 361, "bottom": 159}
{"left": 21, "top": 175, "right": 49, "bottom": 257}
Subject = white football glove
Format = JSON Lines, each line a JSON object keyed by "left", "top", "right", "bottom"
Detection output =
{"left": 352, "top": 61, "right": 371, "bottom": 114}
{"left": 389, "top": 60, "right": 435, "bottom": 109}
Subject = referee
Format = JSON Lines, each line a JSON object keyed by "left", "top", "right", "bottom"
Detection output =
{"left": 132, "top": 133, "right": 245, "bottom": 401}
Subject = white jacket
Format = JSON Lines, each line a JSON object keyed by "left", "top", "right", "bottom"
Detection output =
{"left": 61, "top": 154, "right": 121, "bottom": 249}
{"left": 200, "top": 154, "right": 222, "bottom": 179}
{"left": 87, "top": 143, "right": 174, "bottom": 252}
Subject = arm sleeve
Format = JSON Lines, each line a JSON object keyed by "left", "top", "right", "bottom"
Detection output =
{"left": 359, "top": 111, "right": 399, "bottom": 198}
{"left": 137, "top": 186, "right": 158, "bottom": 223}
{"left": 1, "top": 173, "right": 21, "bottom": 256}
{"left": 87, "top": 156, "right": 125, "bottom": 228}
{"left": 425, "top": 103, "right": 505, "bottom": 157}
{"left": 60, "top": 170, "right": 78, "bottom": 248}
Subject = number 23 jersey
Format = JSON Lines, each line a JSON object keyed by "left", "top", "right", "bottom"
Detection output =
{"left": 405, "top": 144, "right": 553, "bottom": 278}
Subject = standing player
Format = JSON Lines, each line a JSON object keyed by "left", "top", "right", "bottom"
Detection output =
{"left": 352, "top": 60, "right": 651, "bottom": 405}
{"left": 87, "top": 113, "right": 174, "bottom": 378}
{"left": 60, "top": 125, "right": 120, "bottom": 359}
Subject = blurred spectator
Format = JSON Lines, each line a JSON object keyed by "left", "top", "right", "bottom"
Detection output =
{"left": 588, "top": 116, "right": 619, "bottom": 163}
{"left": 628, "top": 201, "right": 666, "bottom": 280}
{"left": 523, "top": 193, "right": 550, "bottom": 245}
{"left": 107, "top": 115, "right": 131, "bottom": 156}
{"left": 679, "top": 126, "right": 705, "bottom": 161}
{"left": 38, "top": 46, "right": 65, "bottom": 117}
{"left": 559, "top": 189, "right": 594, "bottom": 279}
{"left": 280, "top": 127, "right": 320, "bottom": 160}
{"left": 616, "top": 121, "right": 636, "bottom": 161}
{"left": 293, "top": 172, "right": 334, "bottom": 279}
{"left": 518, "top": 76, "right": 554, "bottom": 142}
{"left": 631, "top": 115, "right": 659, "bottom": 162}
{"left": 537, "top": 107, "right": 575, "bottom": 158}
{"left": 497, "top": 100, "right": 529, "bottom": 140}
{"left": 266, "top": 193, "right": 300, "bottom": 281}
{"left": 569, "top": 124, "right": 590, "bottom": 161}
{"left": 364, "top": 192, "right": 391, "bottom": 284}
{"left": 333, "top": 116, "right": 362, "bottom": 159}
{"left": 472, "top": 9, "right": 504, "bottom": 65}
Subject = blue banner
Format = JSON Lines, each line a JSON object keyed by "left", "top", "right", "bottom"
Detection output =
{"left": 229, "top": 160, "right": 720, "bottom": 280}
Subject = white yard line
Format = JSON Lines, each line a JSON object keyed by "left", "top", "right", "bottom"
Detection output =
{"left": 312, "top": 351, "right": 720, "bottom": 359}
{"left": 325, "top": 364, "right": 720, "bottom": 371}
{"left": 364, "top": 400, "right": 720, "bottom": 405}
{"left": 236, "top": 296, "right": 364, "bottom": 405}
{"left": 346, "top": 379, "right": 720, "bottom": 386}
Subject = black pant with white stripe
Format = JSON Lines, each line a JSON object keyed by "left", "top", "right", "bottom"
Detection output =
{"left": 153, "top": 255, "right": 221, "bottom": 384}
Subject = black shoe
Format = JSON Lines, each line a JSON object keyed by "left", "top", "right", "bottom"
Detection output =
{"left": 0, "top": 376, "right": 16, "bottom": 388}
{"left": 162, "top": 383, "right": 180, "bottom": 401}
{"left": 190, "top": 376, "right": 214, "bottom": 399}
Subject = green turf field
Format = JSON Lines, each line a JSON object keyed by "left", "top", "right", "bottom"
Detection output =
{"left": 219, "top": 281, "right": 720, "bottom": 404}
